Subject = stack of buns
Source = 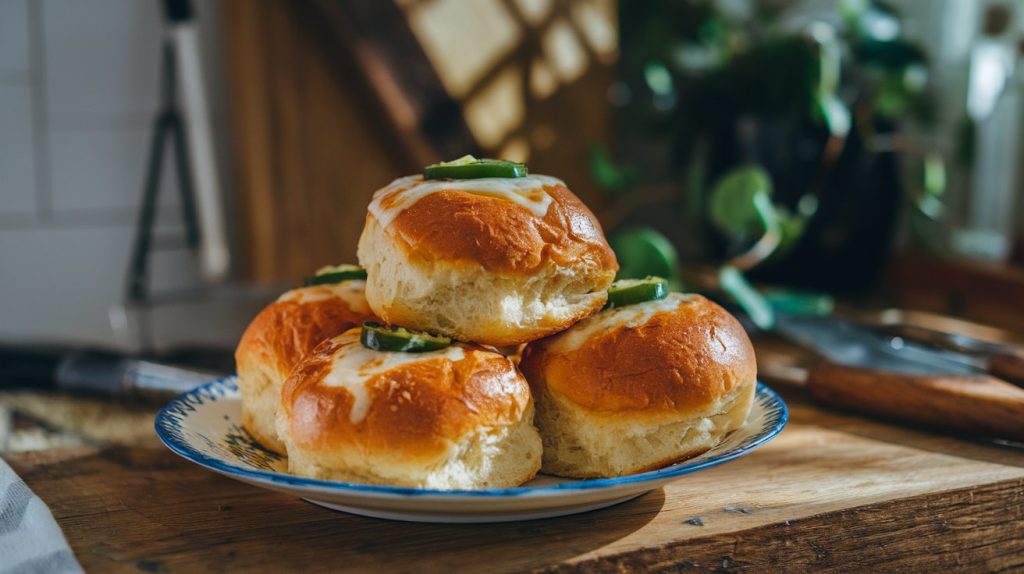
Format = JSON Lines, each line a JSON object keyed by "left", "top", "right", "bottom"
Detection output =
{"left": 236, "top": 158, "right": 756, "bottom": 489}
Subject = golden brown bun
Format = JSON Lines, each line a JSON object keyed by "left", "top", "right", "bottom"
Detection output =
{"left": 519, "top": 293, "right": 757, "bottom": 478}
{"left": 234, "top": 281, "right": 374, "bottom": 453}
{"left": 277, "top": 328, "right": 543, "bottom": 489}
{"left": 357, "top": 176, "right": 618, "bottom": 346}
{"left": 385, "top": 183, "right": 617, "bottom": 275}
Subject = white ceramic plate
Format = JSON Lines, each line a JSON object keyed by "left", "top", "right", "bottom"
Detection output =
{"left": 156, "top": 377, "right": 787, "bottom": 523}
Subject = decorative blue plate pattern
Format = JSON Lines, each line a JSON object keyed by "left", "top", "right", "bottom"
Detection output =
{"left": 156, "top": 377, "right": 787, "bottom": 522}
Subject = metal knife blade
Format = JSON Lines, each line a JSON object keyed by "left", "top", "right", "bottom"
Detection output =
{"left": 873, "top": 322, "right": 1023, "bottom": 356}
{"left": 774, "top": 313, "right": 985, "bottom": 376}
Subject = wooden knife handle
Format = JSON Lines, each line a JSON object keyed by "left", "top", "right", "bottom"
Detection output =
{"left": 988, "top": 352, "right": 1024, "bottom": 389}
{"left": 807, "top": 362, "right": 1024, "bottom": 441}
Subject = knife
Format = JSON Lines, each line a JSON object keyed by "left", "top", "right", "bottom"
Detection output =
{"left": 0, "top": 345, "right": 220, "bottom": 403}
{"left": 868, "top": 322, "right": 1024, "bottom": 388}
{"left": 760, "top": 313, "right": 1024, "bottom": 442}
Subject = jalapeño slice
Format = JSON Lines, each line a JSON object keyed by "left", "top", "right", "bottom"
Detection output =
{"left": 424, "top": 155, "right": 527, "bottom": 180}
{"left": 360, "top": 322, "right": 452, "bottom": 353}
{"left": 303, "top": 264, "right": 367, "bottom": 286}
{"left": 605, "top": 277, "right": 669, "bottom": 309}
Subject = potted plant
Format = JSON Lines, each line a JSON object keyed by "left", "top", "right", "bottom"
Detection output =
{"left": 597, "top": 0, "right": 942, "bottom": 315}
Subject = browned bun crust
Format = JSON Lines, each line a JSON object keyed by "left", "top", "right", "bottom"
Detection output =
{"left": 236, "top": 287, "right": 371, "bottom": 380}
{"left": 281, "top": 331, "right": 531, "bottom": 465}
{"left": 234, "top": 283, "right": 374, "bottom": 452}
{"left": 357, "top": 177, "right": 618, "bottom": 346}
{"left": 521, "top": 294, "right": 756, "bottom": 419}
{"left": 277, "top": 328, "right": 542, "bottom": 488}
{"left": 519, "top": 293, "right": 757, "bottom": 478}
{"left": 385, "top": 182, "right": 617, "bottom": 276}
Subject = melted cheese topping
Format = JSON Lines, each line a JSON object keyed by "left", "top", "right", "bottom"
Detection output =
{"left": 320, "top": 330, "right": 467, "bottom": 423}
{"left": 548, "top": 293, "right": 692, "bottom": 353}
{"left": 367, "top": 174, "right": 562, "bottom": 229}
{"left": 278, "top": 280, "right": 372, "bottom": 315}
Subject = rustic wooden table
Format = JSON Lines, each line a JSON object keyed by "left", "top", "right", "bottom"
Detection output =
{"left": 4, "top": 383, "right": 1023, "bottom": 573}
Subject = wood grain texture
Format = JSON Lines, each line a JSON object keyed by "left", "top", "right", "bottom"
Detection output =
{"left": 223, "top": 0, "right": 411, "bottom": 282}
{"left": 306, "top": 0, "right": 479, "bottom": 164}
{"left": 545, "top": 480, "right": 1024, "bottom": 573}
{"left": 8, "top": 390, "right": 1024, "bottom": 573}
{"left": 883, "top": 253, "right": 1024, "bottom": 334}
{"left": 808, "top": 363, "right": 1024, "bottom": 441}
{"left": 990, "top": 351, "right": 1024, "bottom": 389}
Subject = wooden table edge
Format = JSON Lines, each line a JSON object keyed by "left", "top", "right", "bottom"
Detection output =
{"left": 549, "top": 476, "right": 1024, "bottom": 573}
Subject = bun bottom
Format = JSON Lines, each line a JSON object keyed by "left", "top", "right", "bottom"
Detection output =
{"left": 239, "top": 370, "right": 287, "bottom": 454}
{"left": 535, "top": 381, "right": 756, "bottom": 478}
{"left": 279, "top": 405, "right": 543, "bottom": 490}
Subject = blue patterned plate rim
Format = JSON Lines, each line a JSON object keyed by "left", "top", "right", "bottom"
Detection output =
{"left": 155, "top": 376, "right": 788, "bottom": 498}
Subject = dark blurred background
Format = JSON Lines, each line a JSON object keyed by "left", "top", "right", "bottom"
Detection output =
{"left": 2, "top": 0, "right": 1024, "bottom": 356}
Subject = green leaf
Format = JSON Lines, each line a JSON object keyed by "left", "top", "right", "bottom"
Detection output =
{"left": 609, "top": 227, "right": 681, "bottom": 288}
{"left": 840, "top": 0, "right": 870, "bottom": 24}
{"left": 913, "top": 152, "right": 946, "bottom": 220}
{"left": 708, "top": 165, "right": 775, "bottom": 240}
{"left": 923, "top": 153, "right": 945, "bottom": 196}
{"left": 762, "top": 289, "right": 834, "bottom": 316}
{"left": 843, "top": 0, "right": 902, "bottom": 42}
{"left": 767, "top": 206, "right": 807, "bottom": 262}
{"left": 719, "top": 265, "right": 775, "bottom": 330}
{"left": 589, "top": 146, "right": 639, "bottom": 195}
{"left": 814, "top": 93, "right": 851, "bottom": 138}
{"left": 807, "top": 22, "right": 841, "bottom": 97}
{"left": 644, "top": 60, "right": 674, "bottom": 96}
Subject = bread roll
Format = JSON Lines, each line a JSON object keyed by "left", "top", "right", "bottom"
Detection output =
{"left": 235, "top": 281, "right": 373, "bottom": 453}
{"left": 277, "top": 327, "right": 543, "bottom": 489}
{"left": 356, "top": 174, "right": 618, "bottom": 346}
{"left": 519, "top": 293, "right": 757, "bottom": 478}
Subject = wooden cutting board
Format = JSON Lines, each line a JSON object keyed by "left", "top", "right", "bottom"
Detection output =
{"left": 7, "top": 387, "right": 1024, "bottom": 573}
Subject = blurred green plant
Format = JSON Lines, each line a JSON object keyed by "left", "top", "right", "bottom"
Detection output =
{"left": 609, "top": 227, "right": 683, "bottom": 290}
{"left": 599, "top": 0, "right": 945, "bottom": 313}
{"left": 719, "top": 265, "right": 774, "bottom": 328}
{"left": 589, "top": 145, "right": 640, "bottom": 196}
{"left": 708, "top": 166, "right": 775, "bottom": 240}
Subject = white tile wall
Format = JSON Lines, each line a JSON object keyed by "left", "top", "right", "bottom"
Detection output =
{"left": 42, "top": 0, "right": 162, "bottom": 122}
{"left": 48, "top": 124, "right": 181, "bottom": 213}
{"left": 0, "top": 0, "right": 30, "bottom": 75}
{"left": 0, "top": 0, "right": 246, "bottom": 351}
{"left": 0, "top": 85, "right": 37, "bottom": 215}
{"left": 0, "top": 221, "right": 256, "bottom": 348}
{"left": 0, "top": 224, "right": 173, "bottom": 344}
{"left": 41, "top": 0, "right": 186, "bottom": 216}
{"left": 147, "top": 298, "right": 272, "bottom": 351}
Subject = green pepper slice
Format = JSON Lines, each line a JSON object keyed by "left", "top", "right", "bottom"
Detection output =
{"left": 605, "top": 277, "right": 669, "bottom": 309}
{"left": 303, "top": 264, "right": 368, "bottom": 286}
{"left": 360, "top": 322, "right": 452, "bottom": 353}
{"left": 424, "top": 155, "right": 527, "bottom": 180}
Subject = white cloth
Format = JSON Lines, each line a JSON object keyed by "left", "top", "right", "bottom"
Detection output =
{"left": 0, "top": 457, "right": 81, "bottom": 574}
